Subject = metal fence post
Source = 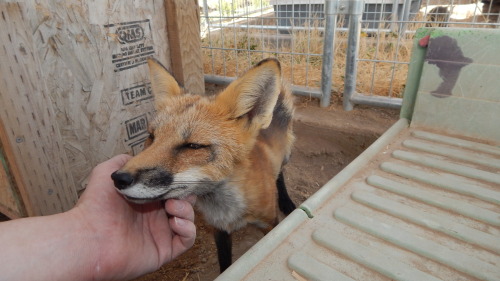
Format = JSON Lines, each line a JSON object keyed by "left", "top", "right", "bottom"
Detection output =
{"left": 391, "top": 0, "right": 400, "bottom": 33}
{"left": 399, "top": 0, "right": 412, "bottom": 36}
{"left": 202, "top": 0, "right": 209, "bottom": 27}
{"left": 320, "top": 0, "right": 338, "bottom": 107}
{"left": 343, "top": 0, "right": 364, "bottom": 111}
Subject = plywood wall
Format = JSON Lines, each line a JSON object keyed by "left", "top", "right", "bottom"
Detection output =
{"left": 0, "top": 0, "right": 202, "bottom": 216}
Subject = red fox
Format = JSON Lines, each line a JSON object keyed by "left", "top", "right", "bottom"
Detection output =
{"left": 111, "top": 58, "right": 296, "bottom": 272}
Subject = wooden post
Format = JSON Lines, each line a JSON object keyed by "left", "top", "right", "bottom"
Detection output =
{"left": 165, "top": 0, "right": 205, "bottom": 95}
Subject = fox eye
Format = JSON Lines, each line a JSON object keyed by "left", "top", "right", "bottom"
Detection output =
{"left": 148, "top": 132, "right": 155, "bottom": 141}
{"left": 144, "top": 131, "right": 155, "bottom": 148}
{"left": 184, "top": 143, "right": 209, "bottom": 150}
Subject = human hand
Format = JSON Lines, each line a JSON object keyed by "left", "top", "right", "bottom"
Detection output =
{"left": 72, "top": 154, "right": 196, "bottom": 281}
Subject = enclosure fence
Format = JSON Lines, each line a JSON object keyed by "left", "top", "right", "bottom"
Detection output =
{"left": 200, "top": 0, "right": 500, "bottom": 109}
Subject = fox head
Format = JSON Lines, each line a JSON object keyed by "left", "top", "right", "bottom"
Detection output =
{"left": 111, "top": 58, "right": 283, "bottom": 203}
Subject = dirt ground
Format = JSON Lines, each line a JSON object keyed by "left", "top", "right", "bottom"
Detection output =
{"left": 135, "top": 88, "right": 400, "bottom": 281}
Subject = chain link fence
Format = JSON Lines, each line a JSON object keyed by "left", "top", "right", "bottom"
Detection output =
{"left": 200, "top": 0, "right": 499, "bottom": 109}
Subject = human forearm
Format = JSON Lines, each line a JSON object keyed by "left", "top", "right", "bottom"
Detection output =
{"left": 0, "top": 210, "right": 99, "bottom": 281}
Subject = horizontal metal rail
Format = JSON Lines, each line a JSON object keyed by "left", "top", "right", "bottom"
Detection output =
{"left": 201, "top": 46, "right": 322, "bottom": 57}
{"left": 204, "top": 75, "right": 322, "bottom": 98}
{"left": 350, "top": 93, "right": 402, "bottom": 109}
{"left": 357, "top": 59, "right": 410, "bottom": 64}
{"left": 205, "top": 23, "right": 399, "bottom": 34}
{"left": 206, "top": 21, "right": 500, "bottom": 36}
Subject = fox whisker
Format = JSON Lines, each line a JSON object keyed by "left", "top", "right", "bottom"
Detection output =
{"left": 172, "top": 180, "right": 243, "bottom": 185}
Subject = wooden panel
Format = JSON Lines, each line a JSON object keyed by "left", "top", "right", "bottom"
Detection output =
{"left": 165, "top": 0, "right": 205, "bottom": 95}
{"left": 33, "top": 0, "right": 170, "bottom": 189}
{"left": 0, "top": 3, "right": 77, "bottom": 216}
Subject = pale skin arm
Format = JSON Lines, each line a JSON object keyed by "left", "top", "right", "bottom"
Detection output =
{"left": 0, "top": 154, "right": 196, "bottom": 281}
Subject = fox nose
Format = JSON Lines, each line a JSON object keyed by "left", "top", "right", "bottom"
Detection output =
{"left": 111, "top": 171, "right": 134, "bottom": 190}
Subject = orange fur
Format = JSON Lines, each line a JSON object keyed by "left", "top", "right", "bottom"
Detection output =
{"left": 113, "top": 58, "right": 294, "bottom": 234}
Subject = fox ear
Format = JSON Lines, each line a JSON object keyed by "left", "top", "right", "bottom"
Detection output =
{"left": 216, "top": 58, "right": 282, "bottom": 130}
{"left": 147, "top": 58, "right": 182, "bottom": 109}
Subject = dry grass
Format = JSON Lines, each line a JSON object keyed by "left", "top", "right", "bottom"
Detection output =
{"left": 201, "top": 6, "right": 498, "bottom": 99}
{"left": 355, "top": 31, "right": 413, "bottom": 98}
{"left": 201, "top": 16, "right": 426, "bottom": 98}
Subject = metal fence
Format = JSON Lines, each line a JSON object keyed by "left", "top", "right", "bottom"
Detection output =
{"left": 200, "top": 0, "right": 500, "bottom": 110}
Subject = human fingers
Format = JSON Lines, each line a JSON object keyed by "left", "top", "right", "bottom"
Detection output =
{"left": 183, "top": 194, "right": 197, "bottom": 206}
{"left": 87, "top": 154, "right": 132, "bottom": 185}
{"left": 97, "top": 154, "right": 132, "bottom": 173}
{"left": 165, "top": 199, "right": 196, "bottom": 258}
{"left": 165, "top": 199, "right": 195, "bottom": 222}
{"left": 82, "top": 154, "right": 133, "bottom": 202}
{"left": 168, "top": 216, "right": 196, "bottom": 258}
